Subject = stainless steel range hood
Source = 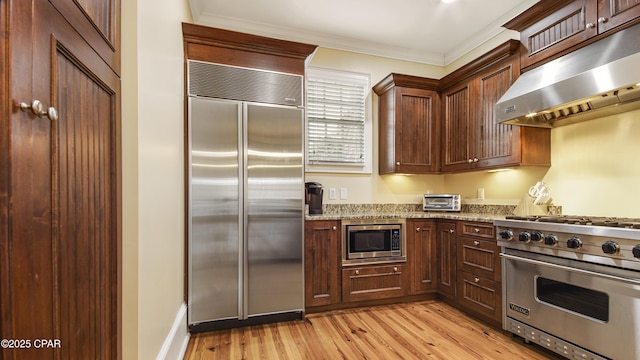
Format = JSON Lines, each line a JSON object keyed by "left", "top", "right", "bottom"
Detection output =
{"left": 496, "top": 23, "right": 640, "bottom": 128}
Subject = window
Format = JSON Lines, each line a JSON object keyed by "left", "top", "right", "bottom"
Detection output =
{"left": 306, "top": 67, "right": 371, "bottom": 173}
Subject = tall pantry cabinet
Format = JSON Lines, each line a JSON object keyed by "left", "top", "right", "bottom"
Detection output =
{"left": 1, "top": 1, "right": 122, "bottom": 359}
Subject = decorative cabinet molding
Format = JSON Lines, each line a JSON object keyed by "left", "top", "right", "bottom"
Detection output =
{"left": 182, "top": 22, "right": 317, "bottom": 75}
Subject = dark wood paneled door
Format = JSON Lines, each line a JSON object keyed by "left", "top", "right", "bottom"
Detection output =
{"left": 1, "top": 1, "right": 121, "bottom": 359}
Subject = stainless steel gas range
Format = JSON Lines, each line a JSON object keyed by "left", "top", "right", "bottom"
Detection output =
{"left": 494, "top": 216, "right": 640, "bottom": 360}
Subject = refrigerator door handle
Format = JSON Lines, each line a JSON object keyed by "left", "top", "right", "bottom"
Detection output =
{"left": 239, "top": 103, "right": 249, "bottom": 320}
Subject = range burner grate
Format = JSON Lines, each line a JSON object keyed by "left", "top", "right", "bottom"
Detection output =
{"left": 505, "top": 215, "right": 640, "bottom": 229}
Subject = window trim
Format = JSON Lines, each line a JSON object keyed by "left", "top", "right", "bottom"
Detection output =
{"left": 305, "top": 66, "right": 372, "bottom": 174}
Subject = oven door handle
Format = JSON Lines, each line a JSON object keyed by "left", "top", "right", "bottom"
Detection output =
{"left": 501, "top": 253, "right": 640, "bottom": 286}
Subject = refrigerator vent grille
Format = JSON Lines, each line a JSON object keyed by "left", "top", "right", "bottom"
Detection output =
{"left": 188, "top": 60, "right": 303, "bottom": 107}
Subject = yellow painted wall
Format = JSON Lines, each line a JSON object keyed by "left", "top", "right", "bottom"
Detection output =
{"left": 122, "top": 0, "right": 192, "bottom": 359}
{"left": 307, "top": 47, "right": 640, "bottom": 218}
{"left": 543, "top": 110, "right": 640, "bottom": 217}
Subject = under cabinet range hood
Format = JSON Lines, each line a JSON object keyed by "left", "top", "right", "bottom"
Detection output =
{"left": 496, "top": 23, "right": 640, "bottom": 128}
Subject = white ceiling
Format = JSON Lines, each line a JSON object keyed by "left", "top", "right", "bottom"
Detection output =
{"left": 188, "top": 0, "right": 540, "bottom": 66}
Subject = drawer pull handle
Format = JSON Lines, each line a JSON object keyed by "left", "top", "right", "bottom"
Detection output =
{"left": 474, "top": 241, "right": 480, "bottom": 246}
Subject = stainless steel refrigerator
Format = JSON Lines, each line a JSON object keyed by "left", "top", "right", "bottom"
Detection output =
{"left": 187, "top": 61, "right": 304, "bottom": 332}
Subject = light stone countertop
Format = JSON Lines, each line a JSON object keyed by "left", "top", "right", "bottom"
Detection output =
{"left": 305, "top": 211, "right": 506, "bottom": 223}
{"left": 304, "top": 203, "right": 562, "bottom": 223}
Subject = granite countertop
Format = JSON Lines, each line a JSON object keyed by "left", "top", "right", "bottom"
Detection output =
{"left": 306, "top": 211, "right": 505, "bottom": 223}
{"left": 305, "top": 203, "right": 562, "bottom": 223}
{"left": 303, "top": 203, "right": 529, "bottom": 223}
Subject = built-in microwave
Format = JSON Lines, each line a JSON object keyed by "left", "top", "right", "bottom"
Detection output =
{"left": 342, "top": 219, "right": 406, "bottom": 265}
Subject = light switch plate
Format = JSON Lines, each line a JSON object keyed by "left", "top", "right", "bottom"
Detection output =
{"left": 329, "top": 188, "right": 336, "bottom": 200}
{"left": 340, "top": 188, "right": 348, "bottom": 200}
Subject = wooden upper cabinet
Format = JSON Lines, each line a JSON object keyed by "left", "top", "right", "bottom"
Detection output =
{"left": 374, "top": 74, "right": 440, "bottom": 174}
{"left": 505, "top": 0, "right": 640, "bottom": 70}
{"left": 182, "top": 23, "right": 317, "bottom": 75}
{"left": 599, "top": 0, "right": 640, "bottom": 32}
{"left": 441, "top": 41, "right": 550, "bottom": 172}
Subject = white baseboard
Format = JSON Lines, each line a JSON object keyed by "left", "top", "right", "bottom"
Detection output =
{"left": 156, "top": 303, "right": 190, "bottom": 360}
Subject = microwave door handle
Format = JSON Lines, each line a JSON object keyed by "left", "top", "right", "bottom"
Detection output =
{"left": 500, "top": 253, "right": 640, "bottom": 286}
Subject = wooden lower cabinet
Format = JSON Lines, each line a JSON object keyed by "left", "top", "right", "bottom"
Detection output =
{"left": 457, "top": 236, "right": 501, "bottom": 281}
{"left": 407, "top": 219, "right": 437, "bottom": 294}
{"left": 342, "top": 264, "right": 408, "bottom": 302}
{"left": 305, "top": 220, "right": 341, "bottom": 307}
{"left": 305, "top": 218, "right": 503, "bottom": 327}
{"left": 457, "top": 270, "right": 502, "bottom": 325}
{"left": 455, "top": 221, "right": 502, "bottom": 325}
{"left": 436, "top": 221, "right": 457, "bottom": 299}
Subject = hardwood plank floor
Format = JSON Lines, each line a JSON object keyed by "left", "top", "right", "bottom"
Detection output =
{"left": 184, "top": 300, "right": 562, "bottom": 359}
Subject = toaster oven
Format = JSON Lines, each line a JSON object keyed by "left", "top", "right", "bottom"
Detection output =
{"left": 423, "top": 194, "right": 461, "bottom": 212}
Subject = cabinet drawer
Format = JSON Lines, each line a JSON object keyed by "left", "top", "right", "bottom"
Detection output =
{"left": 342, "top": 264, "right": 407, "bottom": 302}
{"left": 459, "top": 222, "right": 494, "bottom": 239}
{"left": 457, "top": 270, "right": 502, "bottom": 324}
{"left": 457, "top": 237, "right": 501, "bottom": 281}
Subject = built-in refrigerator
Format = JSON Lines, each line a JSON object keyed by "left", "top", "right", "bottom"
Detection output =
{"left": 187, "top": 60, "right": 304, "bottom": 332}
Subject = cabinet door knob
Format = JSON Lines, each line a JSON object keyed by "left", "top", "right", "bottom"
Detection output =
{"left": 393, "top": 267, "right": 398, "bottom": 272}
{"left": 474, "top": 240, "right": 480, "bottom": 246}
{"left": 586, "top": 22, "right": 596, "bottom": 29}
{"left": 416, "top": 227, "right": 420, "bottom": 232}
{"left": 474, "top": 277, "right": 480, "bottom": 283}
{"left": 355, "top": 270, "right": 360, "bottom": 275}
{"left": 396, "top": 161, "right": 400, "bottom": 166}
{"left": 467, "top": 159, "right": 473, "bottom": 163}
{"left": 449, "top": 229, "right": 455, "bottom": 234}
{"left": 332, "top": 226, "right": 337, "bottom": 231}
{"left": 474, "top": 228, "right": 480, "bottom": 233}
{"left": 473, "top": 158, "right": 478, "bottom": 163}
{"left": 598, "top": 17, "right": 608, "bottom": 24}
{"left": 19, "top": 100, "right": 58, "bottom": 121}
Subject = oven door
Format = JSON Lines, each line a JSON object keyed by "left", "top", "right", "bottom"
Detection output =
{"left": 502, "top": 249, "right": 640, "bottom": 360}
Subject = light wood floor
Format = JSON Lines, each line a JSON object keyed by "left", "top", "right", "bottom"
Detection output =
{"left": 184, "top": 300, "right": 562, "bottom": 360}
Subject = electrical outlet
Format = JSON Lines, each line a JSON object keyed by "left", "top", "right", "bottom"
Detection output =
{"left": 329, "top": 188, "right": 337, "bottom": 200}
{"left": 340, "top": 187, "right": 348, "bottom": 200}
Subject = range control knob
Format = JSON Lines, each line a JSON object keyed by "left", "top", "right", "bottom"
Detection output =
{"left": 518, "top": 231, "right": 531, "bottom": 242}
{"left": 567, "top": 237, "right": 582, "bottom": 249}
{"left": 602, "top": 241, "right": 620, "bottom": 254}
{"left": 498, "top": 229, "right": 513, "bottom": 241}
{"left": 544, "top": 234, "right": 558, "bottom": 246}
{"left": 633, "top": 245, "right": 640, "bottom": 258}
{"left": 531, "top": 231, "right": 544, "bottom": 242}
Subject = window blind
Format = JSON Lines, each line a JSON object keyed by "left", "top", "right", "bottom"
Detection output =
{"left": 306, "top": 69, "right": 368, "bottom": 166}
